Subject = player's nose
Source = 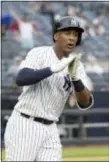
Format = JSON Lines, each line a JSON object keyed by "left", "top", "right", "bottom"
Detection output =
{"left": 68, "top": 34, "right": 77, "bottom": 42}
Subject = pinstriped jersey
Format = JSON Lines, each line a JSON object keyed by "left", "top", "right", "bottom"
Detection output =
{"left": 15, "top": 46, "right": 92, "bottom": 121}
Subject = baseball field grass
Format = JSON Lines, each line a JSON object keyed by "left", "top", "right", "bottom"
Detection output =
{"left": 1, "top": 145, "right": 109, "bottom": 161}
{"left": 63, "top": 145, "right": 109, "bottom": 161}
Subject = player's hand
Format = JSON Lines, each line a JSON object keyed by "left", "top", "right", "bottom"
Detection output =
{"left": 68, "top": 53, "right": 82, "bottom": 81}
{"left": 51, "top": 54, "right": 76, "bottom": 73}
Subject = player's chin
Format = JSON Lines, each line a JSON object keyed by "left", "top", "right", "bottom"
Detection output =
{"left": 64, "top": 49, "right": 74, "bottom": 57}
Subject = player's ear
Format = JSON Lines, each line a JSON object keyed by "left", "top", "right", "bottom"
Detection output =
{"left": 54, "top": 33, "right": 59, "bottom": 41}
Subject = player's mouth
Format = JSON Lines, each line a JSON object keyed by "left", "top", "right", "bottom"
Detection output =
{"left": 67, "top": 43, "right": 75, "bottom": 49}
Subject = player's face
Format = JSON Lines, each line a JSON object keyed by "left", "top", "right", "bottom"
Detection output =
{"left": 55, "top": 29, "right": 79, "bottom": 57}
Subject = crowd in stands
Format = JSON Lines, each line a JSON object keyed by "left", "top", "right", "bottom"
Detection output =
{"left": 1, "top": 1, "right": 109, "bottom": 91}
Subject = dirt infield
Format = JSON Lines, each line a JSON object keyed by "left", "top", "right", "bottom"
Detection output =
{"left": 63, "top": 156, "right": 109, "bottom": 161}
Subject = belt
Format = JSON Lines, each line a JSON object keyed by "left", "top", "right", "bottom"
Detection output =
{"left": 20, "top": 112, "right": 54, "bottom": 125}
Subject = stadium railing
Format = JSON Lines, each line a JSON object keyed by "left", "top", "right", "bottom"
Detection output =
{"left": 58, "top": 108, "right": 109, "bottom": 145}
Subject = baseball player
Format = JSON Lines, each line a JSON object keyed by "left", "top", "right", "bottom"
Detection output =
{"left": 4, "top": 16, "right": 94, "bottom": 161}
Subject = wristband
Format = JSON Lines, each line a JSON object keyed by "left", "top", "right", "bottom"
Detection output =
{"left": 72, "top": 80, "right": 85, "bottom": 92}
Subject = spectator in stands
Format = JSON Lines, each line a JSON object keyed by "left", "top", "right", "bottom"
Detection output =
{"left": 8, "top": 19, "right": 20, "bottom": 41}
{"left": 28, "top": 1, "right": 41, "bottom": 14}
{"left": 66, "top": 5, "right": 77, "bottom": 17}
{"left": 1, "top": 12, "right": 13, "bottom": 39}
{"left": 40, "top": 1, "right": 55, "bottom": 16}
{"left": 7, "top": 56, "right": 22, "bottom": 75}
{"left": 40, "top": 1, "right": 56, "bottom": 33}
{"left": 88, "top": 24, "right": 97, "bottom": 37}
{"left": 10, "top": 9, "right": 41, "bottom": 51}
{"left": 93, "top": 18, "right": 105, "bottom": 36}
{"left": 4, "top": 56, "right": 23, "bottom": 86}
{"left": 85, "top": 55, "right": 104, "bottom": 75}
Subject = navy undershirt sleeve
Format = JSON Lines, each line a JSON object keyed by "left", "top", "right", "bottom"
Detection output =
{"left": 16, "top": 67, "right": 53, "bottom": 86}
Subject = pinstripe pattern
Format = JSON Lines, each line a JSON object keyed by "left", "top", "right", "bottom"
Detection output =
{"left": 15, "top": 46, "right": 73, "bottom": 121}
{"left": 5, "top": 110, "right": 62, "bottom": 161}
{"left": 5, "top": 46, "right": 93, "bottom": 161}
{"left": 36, "top": 123, "right": 62, "bottom": 161}
{"left": 5, "top": 110, "right": 48, "bottom": 161}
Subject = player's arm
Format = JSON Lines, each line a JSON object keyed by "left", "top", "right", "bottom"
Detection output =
{"left": 72, "top": 80, "right": 93, "bottom": 110}
{"left": 16, "top": 49, "right": 75, "bottom": 86}
{"left": 16, "top": 48, "right": 53, "bottom": 86}
{"left": 16, "top": 67, "right": 53, "bottom": 86}
{"left": 68, "top": 54, "right": 94, "bottom": 110}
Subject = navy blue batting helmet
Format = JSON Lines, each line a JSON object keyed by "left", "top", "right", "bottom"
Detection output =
{"left": 53, "top": 16, "right": 84, "bottom": 45}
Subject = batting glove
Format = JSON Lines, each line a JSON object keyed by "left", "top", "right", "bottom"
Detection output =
{"left": 68, "top": 53, "right": 82, "bottom": 81}
{"left": 51, "top": 54, "right": 76, "bottom": 73}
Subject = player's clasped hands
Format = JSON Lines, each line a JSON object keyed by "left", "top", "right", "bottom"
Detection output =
{"left": 51, "top": 53, "right": 83, "bottom": 81}
{"left": 50, "top": 54, "right": 75, "bottom": 73}
{"left": 68, "top": 53, "right": 83, "bottom": 81}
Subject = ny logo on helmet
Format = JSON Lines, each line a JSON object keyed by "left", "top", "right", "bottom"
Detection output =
{"left": 71, "top": 19, "right": 77, "bottom": 26}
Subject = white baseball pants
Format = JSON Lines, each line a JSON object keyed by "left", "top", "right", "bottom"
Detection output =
{"left": 4, "top": 110, "right": 62, "bottom": 161}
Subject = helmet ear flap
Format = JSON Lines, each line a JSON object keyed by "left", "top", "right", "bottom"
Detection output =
{"left": 53, "top": 37, "right": 55, "bottom": 42}
{"left": 76, "top": 33, "right": 82, "bottom": 46}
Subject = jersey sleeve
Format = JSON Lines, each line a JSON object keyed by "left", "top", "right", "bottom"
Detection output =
{"left": 19, "top": 48, "right": 43, "bottom": 70}
{"left": 75, "top": 62, "right": 94, "bottom": 110}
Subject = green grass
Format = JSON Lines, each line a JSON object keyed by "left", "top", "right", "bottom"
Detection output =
{"left": 62, "top": 145, "right": 109, "bottom": 157}
{"left": 1, "top": 145, "right": 109, "bottom": 161}
{"left": 1, "top": 150, "right": 5, "bottom": 161}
